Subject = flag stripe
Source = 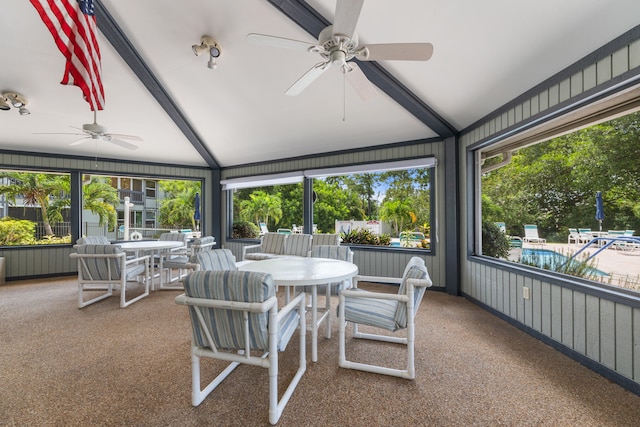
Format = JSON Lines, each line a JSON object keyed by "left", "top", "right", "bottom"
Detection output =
{"left": 30, "top": 0, "right": 104, "bottom": 111}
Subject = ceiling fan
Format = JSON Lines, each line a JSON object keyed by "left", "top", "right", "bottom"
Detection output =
{"left": 247, "top": 0, "right": 433, "bottom": 100}
{"left": 37, "top": 111, "right": 142, "bottom": 150}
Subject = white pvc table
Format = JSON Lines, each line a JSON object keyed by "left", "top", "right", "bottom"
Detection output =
{"left": 239, "top": 257, "right": 358, "bottom": 362}
{"left": 117, "top": 241, "right": 185, "bottom": 290}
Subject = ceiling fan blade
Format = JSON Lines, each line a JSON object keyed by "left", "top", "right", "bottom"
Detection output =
{"left": 357, "top": 43, "right": 434, "bottom": 61}
{"left": 108, "top": 138, "right": 138, "bottom": 150}
{"left": 285, "top": 61, "right": 332, "bottom": 96}
{"left": 69, "top": 137, "right": 91, "bottom": 146}
{"left": 34, "top": 132, "right": 86, "bottom": 136}
{"left": 344, "top": 62, "right": 377, "bottom": 101}
{"left": 108, "top": 133, "right": 143, "bottom": 142}
{"left": 247, "top": 33, "right": 316, "bottom": 51}
{"left": 333, "top": 0, "right": 364, "bottom": 39}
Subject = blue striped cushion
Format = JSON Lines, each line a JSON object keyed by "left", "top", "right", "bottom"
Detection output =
{"left": 190, "top": 236, "right": 216, "bottom": 254}
{"left": 284, "top": 234, "right": 312, "bottom": 256}
{"left": 261, "top": 233, "right": 286, "bottom": 254}
{"left": 344, "top": 289, "right": 399, "bottom": 331}
{"left": 76, "top": 236, "right": 110, "bottom": 245}
{"left": 190, "top": 249, "right": 237, "bottom": 271}
{"left": 184, "top": 270, "right": 275, "bottom": 351}
{"left": 312, "top": 233, "right": 340, "bottom": 246}
{"left": 76, "top": 244, "right": 124, "bottom": 280}
{"left": 159, "top": 232, "right": 189, "bottom": 243}
{"left": 394, "top": 258, "right": 428, "bottom": 328}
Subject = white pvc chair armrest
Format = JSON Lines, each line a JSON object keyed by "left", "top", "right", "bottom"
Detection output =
{"left": 340, "top": 289, "right": 408, "bottom": 303}
{"left": 276, "top": 292, "right": 305, "bottom": 322}
{"left": 175, "top": 294, "right": 278, "bottom": 313}
{"left": 406, "top": 278, "right": 433, "bottom": 289}
{"left": 70, "top": 252, "right": 125, "bottom": 260}
{"left": 242, "top": 243, "right": 263, "bottom": 259}
{"left": 125, "top": 254, "right": 150, "bottom": 265}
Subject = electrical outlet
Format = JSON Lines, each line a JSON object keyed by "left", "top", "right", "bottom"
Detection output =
{"left": 523, "top": 286, "right": 530, "bottom": 300}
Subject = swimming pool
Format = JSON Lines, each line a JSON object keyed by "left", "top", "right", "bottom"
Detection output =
{"left": 521, "top": 248, "right": 609, "bottom": 277}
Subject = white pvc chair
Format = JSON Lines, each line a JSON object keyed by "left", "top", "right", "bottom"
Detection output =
{"left": 338, "top": 257, "right": 432, "bottom": 379}
{"left": 156, "top": 232, "right": 190, "bottom": 289}
{"left": 175, "top": 270, "right": 306, "bottom": 425}
{"left": 188, "top": 248, "right": 237, "bottom": 271}
{"left": 70, "top": 244, "right": 150, "bottom": 308}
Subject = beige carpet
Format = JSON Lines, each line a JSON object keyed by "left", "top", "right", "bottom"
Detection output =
{"left": 1, "top": 276, "right": 640, "bottom": 426}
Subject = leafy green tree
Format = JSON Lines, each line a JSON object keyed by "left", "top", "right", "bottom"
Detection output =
{"left": 82, "top": 176, "right": 119, "bottom": 231}
{"left": 313, "top": 179, "right": 365, "bottom": 233}
{"left": 158, "top": 180, "right": 201, "bottom": 229}
{"left": 380, "top": 199, "right": 412, "bottom": 236}
{"left": 239, "top": 190, "right": 282, "bottom": 228}
{"left": 0, "top": 171, "right": 69, "bottom": 236}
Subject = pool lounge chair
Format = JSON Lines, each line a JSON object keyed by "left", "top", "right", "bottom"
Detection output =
{"left": 523, "top": 224, "right": 546, "bottom": 244}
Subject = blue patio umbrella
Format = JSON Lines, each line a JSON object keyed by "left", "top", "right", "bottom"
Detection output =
{"left": 595, "top": 191, "right": 604, "bottom": 231}
{"left": 194, "top": 192, "right": 201, "bottom": 230}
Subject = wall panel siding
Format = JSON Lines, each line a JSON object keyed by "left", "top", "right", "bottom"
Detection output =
{"left": 0, "top": 152, "right": 212, "bottom": 280}
{"left": 459, "top": 30, "right": 640, "bottom": 391}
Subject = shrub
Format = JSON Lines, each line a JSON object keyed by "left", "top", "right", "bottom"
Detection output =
{"left": 0, "top": 217, "right": 36, "bottom": 245}
{"left": 482, "top": 221, "right": 510, "bottom": 259}
{"left": 341, "top": 228, "right": 391, "bottom": 246}
{"left": 232, "top": 221, "right": 260, "bottom": 239}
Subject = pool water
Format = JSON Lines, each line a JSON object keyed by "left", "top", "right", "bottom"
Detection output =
{"left": 521, "top": 248, "right": 609, "bottom": 277}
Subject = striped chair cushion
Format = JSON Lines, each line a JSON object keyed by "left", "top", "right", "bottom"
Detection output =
{"left": 184, "top": 270, "right": 297, "bottom": 352}
{"left": 312, "top": 233, "right": 340, "bottom": 246}
{"left": 260, "top": 233, "right": 286, "bottom": 255}
{"left": 159, "top": 232, "right": 189, "bottom": 243}
{"left": 344, "top": 290, "right": 399, "bottom": 331}
{"left": 76, "top": 236, "right": 110, "bottom": 245}
{"left": 190, "top": 236, "right": 216, "bottom": 254}
{"left": 394, "top": 257, "right": 428, "bottom": 328}
{"left": 284, "top": 234, "right": 312, "bottom": 256}
{"left": 190, "top": 249, "right": 237, "bottom": 271}
{"left": 76, "top": 244, "right": 127, "bottom": 280}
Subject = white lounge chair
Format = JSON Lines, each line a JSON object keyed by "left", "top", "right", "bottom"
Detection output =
{"left": 523, "top": 224, "right": 546, "bottom": 244}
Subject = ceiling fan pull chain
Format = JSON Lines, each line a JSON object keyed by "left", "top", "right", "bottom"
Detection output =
{"left": 342, "top": 71, "right": 347, "bottom": 122}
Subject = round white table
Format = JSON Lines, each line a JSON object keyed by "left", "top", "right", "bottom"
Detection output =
{"left": 117, "top": 241, "right": 185, "bottom": 290}
{"left": 239, "top": 257, "right": 358, "bottom": 362}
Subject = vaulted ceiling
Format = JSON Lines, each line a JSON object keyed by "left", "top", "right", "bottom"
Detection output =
{"left": 1, "top": 0, "right": 639, "bottom": 169}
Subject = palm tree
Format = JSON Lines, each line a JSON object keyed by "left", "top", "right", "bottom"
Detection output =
{"left": 239, "top": 191, "right": 282, "bottom": 227}
{"left": 82, "top": 177, "right": 119, "bottom": 231}
{"left": 380, "top": 199, "right": 412, "bottom": 236}
{"left": 0, "top": 171, "right": 69, "bottom": 236}
{"left": 158, "top": 180, "right": 202, "bottom": 229}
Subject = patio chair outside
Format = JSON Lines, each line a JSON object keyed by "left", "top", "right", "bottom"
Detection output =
{"left": 568, "top": 228, "right": 581, "bottom": 245}
{"left": 175, "top": 270, "right": 306, "bottom": 425}
{"left": 338, "top": 256, "right": 433, "bottom": 379}
{"left": 523, "top": 224, "right": 546, "bottom": 244}
{"left": 70, "top": 244, "right": 150, "bottom": 308}
{"left": 578, "top": 228, "right": 593, "bottom": 243}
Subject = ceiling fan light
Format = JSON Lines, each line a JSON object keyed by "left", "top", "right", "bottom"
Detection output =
{"left": 19, "top": 107, "right": 30, "bottom": 116}
{"left": 0, "top": 97, "right": 9, "bottom": 111}
{"left": 207, "top": 57, "right": 218, "bottom": 70}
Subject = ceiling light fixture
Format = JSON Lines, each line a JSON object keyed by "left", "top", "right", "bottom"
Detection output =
{"left": 192, "top": 35, "right": 221, "bottom": 70}
{"left": 1, "top": 92, "right": 30, "bottom": 115}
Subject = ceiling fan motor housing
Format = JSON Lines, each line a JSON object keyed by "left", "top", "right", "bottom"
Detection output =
{"left": 318, "top": 25, "right": 359, "bottom": 62}
{"left": 83, "top": 122, "right": 106, "bottom": 134}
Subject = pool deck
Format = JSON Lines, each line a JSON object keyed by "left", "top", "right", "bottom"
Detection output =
{"left": 521, "top": 242, "right": 640, "bottom": 286}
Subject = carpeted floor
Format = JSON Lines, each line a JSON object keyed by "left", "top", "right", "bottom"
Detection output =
{"left": 2, "top": 276, "right": 640, "bottom": 426}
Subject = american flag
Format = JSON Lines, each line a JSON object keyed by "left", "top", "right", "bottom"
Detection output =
{"left": 30, "top": 0, "right": 105, "bottom": 111}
